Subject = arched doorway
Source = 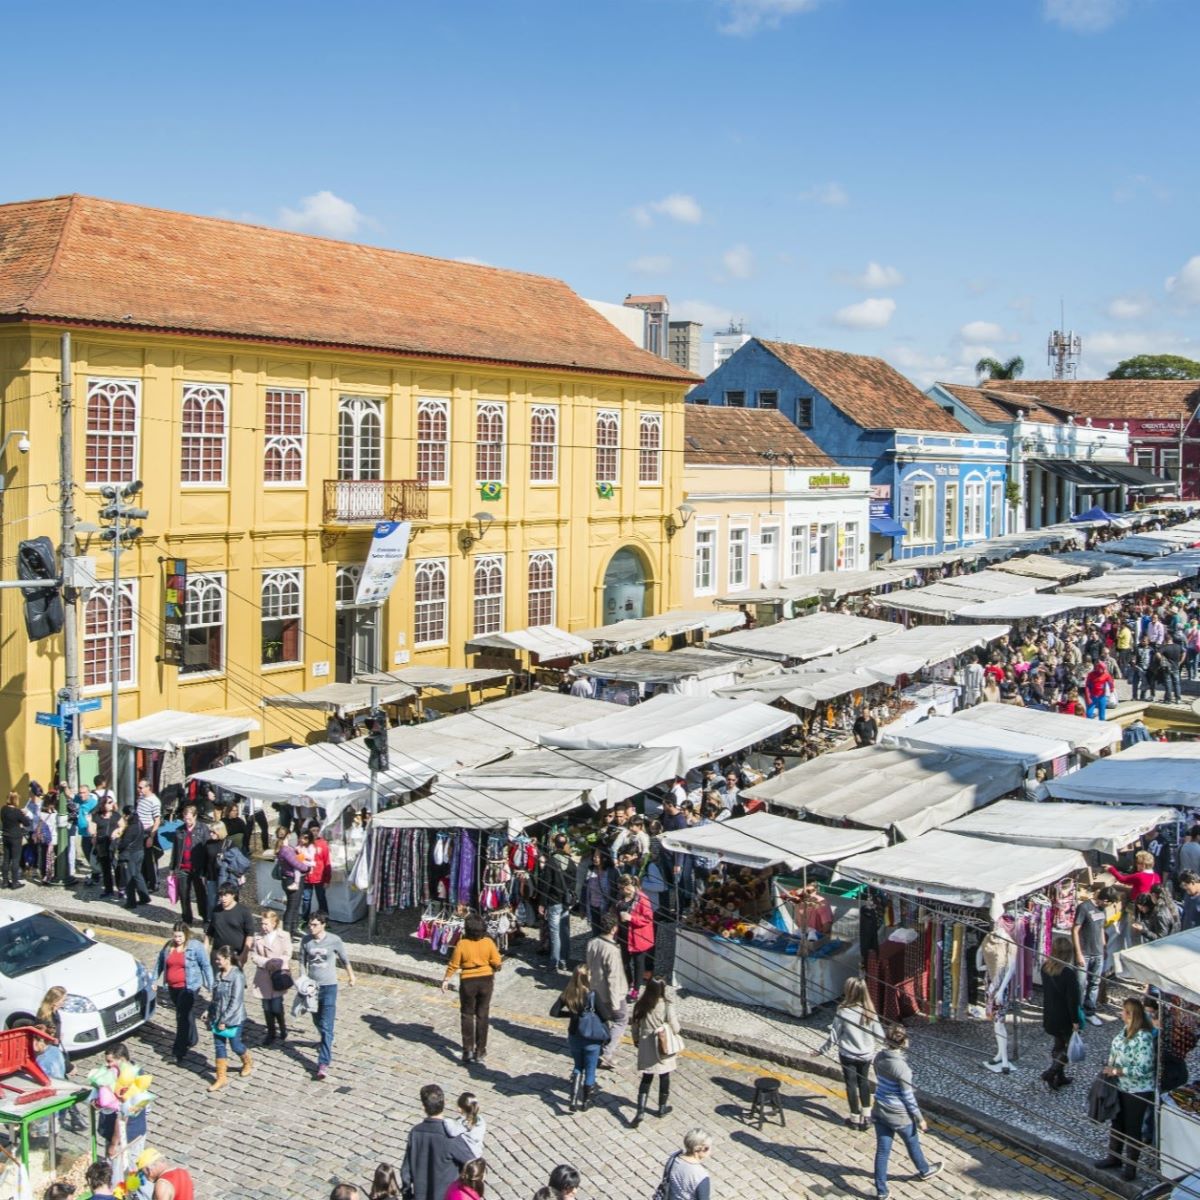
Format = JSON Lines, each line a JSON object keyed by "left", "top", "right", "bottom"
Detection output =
{"left": 602, "top": 546, "right": 648, "bottom": 625}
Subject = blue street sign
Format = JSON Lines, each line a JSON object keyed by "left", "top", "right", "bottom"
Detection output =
{"left": 35, "top": 712, "right": 64, "bottom": 729}
{"left": 59, "top": 697, "right": 102, "bottom": 716}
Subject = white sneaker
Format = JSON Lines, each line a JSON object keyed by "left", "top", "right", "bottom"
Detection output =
{"left": 984, "top": 1060, "right": 1011, "bottom": 1074}
{"left": 1088, "top": 1014, "right": 1103, "bottom": 1027}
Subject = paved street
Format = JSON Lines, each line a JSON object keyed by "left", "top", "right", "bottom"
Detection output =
{"left": 90, "top": 930, "right": 1110, "bottom": 1200}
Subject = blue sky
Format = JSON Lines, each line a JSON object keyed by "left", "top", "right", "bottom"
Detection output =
{"left": 4, "top": 0, "right": 1197, "bottom": 383}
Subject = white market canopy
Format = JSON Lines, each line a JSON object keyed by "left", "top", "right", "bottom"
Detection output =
{"left": 988, "top": 554, "right": 1089, "bottom": 582}
{"left": 1043, "top": 741, "right": 1200, "bottom": 808}
{"left": 836, "top": 830, "right": 1087, "bottom": 918}
{"left": 89, "top": 709, "right": 259, "bottom": 752}
{"left": 262, "top": 681, "right": 417, "bottom": 718}
{"left": 1056, "top": 550, "right": 1148, "bottom": 573}
{"left": 463, "top": 624, "right": 593, "bottom": 660}
{"left": 357, "top": 667, "right": 511, "bottom": 693}
{"left": 952, "top": 594, "right": 1109, "bottom": 622}
{"left": 573, "top": 648, "right": 747, "bottom": 689}
{"left": 805, "top": 623, "right": 1011, "bottom": 682}
{"left": 372, "top": 784, "right": 588, "bottom": 836}
{"left": 576, "top": 610, "right": 744, "bottom": 652}
{"left": 742, "top": 745, "right": 1021, "bottom": 841}
{"left": 881, "top": 714, "right": 1065, "bottom": 767}
{"left": 950, "top": 702, "right": 1121, "bottom": 757}
{"left": 945, "top": 799, "right": 1178, "bottom": 857}
{"left": 1118, "top": 928, "right": 1200, "bottom": 1007}
{"left": 537, "top": 693, "right": 794, "bottom": 774}
{"left": 659, "top": 811, "right": 885, "bottom": 871}
{"left": 717, "top": 668, "right": 878, "bottom": 709}
{"left": 1058, "top": 571, "right": 1181, "bottom": 598}
{"left": 939, "top": 570, "right": 1045, "bottom": 597}
{"left": 708, "top": 612, "right": 901, "bottom": 664}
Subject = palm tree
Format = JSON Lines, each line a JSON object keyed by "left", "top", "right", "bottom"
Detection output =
{"left": 975, "top": 355, "right": 1025, "bottom": 381}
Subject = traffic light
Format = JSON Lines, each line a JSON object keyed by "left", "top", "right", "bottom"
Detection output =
{"left": 98, "top": 481, "right": 148, "bottom": 545}
{"left": 17, "top": 536, "right": 64, "bottom": 640}
{"left": 365, "top": 707, "right": 389, "bottom": 774}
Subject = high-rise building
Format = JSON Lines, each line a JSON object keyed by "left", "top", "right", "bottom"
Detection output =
{"left": 712, "top": 322, "right": 753, "bottom": 372}
{"left": 623, "top": 294, "right": 670, "bottom": 358}
{"left": 668, "top": 320, "right": 702, "bottom": 374}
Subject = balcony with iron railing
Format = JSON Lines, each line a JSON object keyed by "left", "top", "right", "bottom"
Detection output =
{"left": 323, "top": 479, "right": 429, "bottom": 525}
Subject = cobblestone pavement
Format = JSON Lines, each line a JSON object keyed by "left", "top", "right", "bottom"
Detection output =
{"left": 87, "top": 929, "right": 1115, "bottom": 1200}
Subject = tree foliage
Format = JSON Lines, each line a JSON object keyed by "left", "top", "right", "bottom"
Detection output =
{"left": 1108, "top": 354, "right": 1200, "bottom": 380}
{"left": 976, "top": 355, "right": 1025, "bottom": 381}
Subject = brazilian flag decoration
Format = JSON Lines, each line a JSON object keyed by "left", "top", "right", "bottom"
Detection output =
{"left": 479, "top": 481, "right": 503, "bottom": 501}
{"left": 596, "top": 482, "right": 615, "bottom": 499}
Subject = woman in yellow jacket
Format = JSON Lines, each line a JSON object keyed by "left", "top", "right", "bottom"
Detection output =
{"left": 442, "top": 913, "right": 502, "bottom": 1065}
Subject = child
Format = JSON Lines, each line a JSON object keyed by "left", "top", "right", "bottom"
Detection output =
{"left": 443, "top": 1091, "right": 486, "bottom": 1158}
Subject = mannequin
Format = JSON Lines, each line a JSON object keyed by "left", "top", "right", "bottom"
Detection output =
{"left": 979, "top": 924, "right": 1018, "bottom": 1074}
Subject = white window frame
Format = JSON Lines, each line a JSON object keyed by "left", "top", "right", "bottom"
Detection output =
{"left": 963, "top": 474, "right": 986, "bottom": 540}
{"left": 85, "top": 378, "right": 140, "bottom": 487}
{"left": 413, "top": 558, "right": 449, "bottom": 647}
{"left": 335, "top": 565, "right": 363, "bottom": 609}
{"left": 338, "top": 395, "right": 384, "bottom": 481}
{"left": 82, "top": 580, "right": 137, "bottom": 692}
{"left": 728, "top": 526, "right": 749, "bottom": 591}
{"left": 638, "top": 413, "right": 662, "bottom": 485}
{"left": 261, "top": 568, "right": 303, "bottom": 668}
{"left": 694, "top": 526, "right": 717, "bottom": 595}
{"left": 527, "top": 550, "right": 556, "bottom": 626}
{"left": 843, "top": 522, "right": 860, "bottom": 570}
{"left": 1161, "top": 448, "right": 1182, "bottom": 485}
{"left": 788, "top": 523, "right": 808, "bottom": 577}
{"left": 529, "top": 405, "right": 558, "bottom": 485}
{"left": 416, "top": 397, "right": 450, "bottom": 486}
{"left": 943, "top": 482, "right": 959, "bottom": 544}
{"left": 472, "top": 555, "right": 505, "bottom": 637}
{"left": 475, "top": 401, "right": 507, "bottom": 484}
{"left": 595, "top": 410, "right": 620, "bottom": 485}
{"left": 990, "top": 480, "right": 1005, "bottom": 536}
{"left": 1134, "top": 447, "right": 1157, "bottom": 470}
{"left": 180, "top": 572, "right": 226, "bottom": 679}
{"left": 180, "top": 382, "right": 228, "bottom": 486}
{"left": 263, "top": 387, "right": 306, "bottom": 486}
{"left": 905, "top": 476, "right": 936, "bottom": 545}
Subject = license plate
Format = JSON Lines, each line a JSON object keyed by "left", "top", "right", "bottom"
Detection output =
{"left": 115, "top": 1002, "right": 137, "bottom": 1023}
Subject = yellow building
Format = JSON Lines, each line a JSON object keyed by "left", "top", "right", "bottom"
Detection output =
{"left": 0, "top": 195, "right": 694, "bottom": 783}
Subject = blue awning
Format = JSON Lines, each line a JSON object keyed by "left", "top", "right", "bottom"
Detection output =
{"left": 870, "top": 516, "right": 906, "bottom": 538}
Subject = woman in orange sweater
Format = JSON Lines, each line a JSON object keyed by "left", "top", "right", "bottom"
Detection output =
{"left": 442, "top": 913, "right": 502, "bottom": 1065}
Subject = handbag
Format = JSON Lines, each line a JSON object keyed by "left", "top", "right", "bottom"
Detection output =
{"left": 271, "top": 969, "right": 294, "bottom": 993}
{"left": 166, "top": 873, "right": 178, "bottom": 904}
{"left": 577, "top": 993, "right": 610, "bottom": 1045}
{"left": 212, "top": 1024, "right": 241, "bottom": 1039}
{"left": 657, "top": 1024, "right": 684, "bottom": 1057}
{"left": 1067, "top": 1030, "right": 1086, "bottom": 1064}
{"left": 651, "top": 1152, "right": 679, "bottom": 1200}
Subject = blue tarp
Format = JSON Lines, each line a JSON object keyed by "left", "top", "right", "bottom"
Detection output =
{"left": 870, "top": 516, "right": 906, "bottom": 537}
{"left": 1071, "top": 506, "right": 1118, "bottom": 523}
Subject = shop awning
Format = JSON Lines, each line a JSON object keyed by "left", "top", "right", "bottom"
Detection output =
{"left": 1117, "top": 928, "right": 1200, "bottom": 1008}
{"left": 1029, "top": 458, "right": 1121, "bottom": 489}
{"left": 574, "top": 648, "right": 746, "bottom": 687}
{"left": 538, "top": 693, "right": 794, "bottom": 774}
{"left": 988, "top": 554, "right": 1088, "bottom": 583}
{"left": 463, "top": 625, "right": 593, "bottom": 660}
{"left": 660, "top": 811, "right": 885, "bottom": 871}
{"left": 945, "top": 800, "right": 1178, "bottom": 857}
{"left": 575, "top": 610, "right": 745, "bottom": 651}
{"left": 952, "top": 593, "right": 1109, "bottom": 621}
{"left": 1058, "top": 570, "right": 1182, "bottom": 598}
{"left": 88, "top": 710, "right": 259, "bottom": 752}
{"left": 262, "top": 682, "right": 416, "bottom": 718}
{"left": 942, "top": 702, "right": 1122, "bottom": 757}
{"left": 870, "top": 516, "right": 906, "bottom": 537}
{"left": 836, "top": 830, "right": 1087, "bottom": 918}
{"left": 804, "top": 623, "right": 1012, "bottom": 682}
{"left": 1043, "top": 741, "right": 1200, "bottom": 808}
{"left": 372, "top": 784, "right": 588, "bottom": 836}
{"left": 357, "top": 667, "right": 512, "bottom": 693}
{"left": 708, "top": 612, "right": 902, "bottom": 663}
{"left": 743, "top": 745, "right": 1019, "bottom": 841}
{"left": 1100, "top": 462, "right": 1176, "bottom": 491}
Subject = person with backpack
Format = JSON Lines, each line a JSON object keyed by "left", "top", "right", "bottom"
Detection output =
{"left": 550, "top": 964, "right": 613, "bottom": 1112}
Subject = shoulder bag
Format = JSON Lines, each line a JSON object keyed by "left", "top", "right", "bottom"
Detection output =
{"left": 577, "top": 992, "right": 611, "bottom": 1045}
{"left": 651, "top": 1152, "right": 680, "bottom": 1200}
{"left": 657, "top": 1023, "right": 685, "bottom": 1057}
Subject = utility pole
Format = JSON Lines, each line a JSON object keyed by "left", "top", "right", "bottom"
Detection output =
{"left": 56, "top": 332, "right": 79, "bottom": 883}
{"left": 366, "top": 683, "right": 381, "bottom": 941}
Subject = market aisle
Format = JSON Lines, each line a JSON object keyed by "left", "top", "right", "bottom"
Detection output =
{"left": 94, "top": 931, "right": 1106, "bottom": 1200}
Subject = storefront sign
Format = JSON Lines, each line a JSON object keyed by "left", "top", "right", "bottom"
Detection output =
{"left": 869, "top": 484, "right": 891, "bottom": 501}
{"left": 807, "top": 472, "right": 851, "bottom": 489}
{"left": 162, "top": 558, "right": 187, "bottom": 667}
{"left": 356, "top": 520, "right": 413, "bottom": 606}
{"left": 870, "top": 500, "right": 893, "bottom": 519}
{"left": 898, "top": 485, "right": 915, "bottom": 522}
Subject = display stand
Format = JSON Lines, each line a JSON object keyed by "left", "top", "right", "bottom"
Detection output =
{"left": 255, "top": 859, "right": 366, "bottom": 924}
{"left": 1159, "top": 1090, "right": 1200, "bottom": 1180}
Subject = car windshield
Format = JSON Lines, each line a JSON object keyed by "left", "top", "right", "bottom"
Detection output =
{"left": 0, "top": 912, "right": 90, "bottom": 978}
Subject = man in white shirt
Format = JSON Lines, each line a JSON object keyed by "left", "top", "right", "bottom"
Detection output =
{"left": 135, "top": 779, "right": 162, "bottom": 892}
{"left": 568, "top": 674, "right": 595, "bottom": 699}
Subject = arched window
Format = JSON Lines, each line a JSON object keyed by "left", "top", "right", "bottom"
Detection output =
{"left": 262, "top": 569, "right": 302, "bottom": 665}
{"left": 529, "top": 406, "right": 558, "bottom": 483}
{"left": 264, "top": 388, "right": 305, "bottom": 484}
{"left": 475, "top": 402, "right": 506, "bottom": 483}
{"left": 472, "top": 555, "right": 504, "bottom": 636}
{"left": 638, "top": 414, "right": 662, "bottom": 484}
{"left": 181, "top": 383, "right": 228, "bottom": 484}
{"left": 338, "top": 396, "right": 383, "bottom": 480}
{"left": 595, "top": 410, "right": 620, "bottom": 484}
{"left": 181, "top": 573, "right": 225, "bottom": 676}
{"left": 527, "top": 551, "right": 556, "bottom": 626}
{"left": 413, "top": 559, "right": 449, "bottom": 646}
{"left": 417, "top": 398, "right": 450, "bottom": 484}
{"left": 335, "top": 565, "right": 363, "bottom": 608}
{"left": 83, "top": 582, "right": 136, "bottom": 688}
{"left": 85, "top": 379, "right": 139, "bottom": 484}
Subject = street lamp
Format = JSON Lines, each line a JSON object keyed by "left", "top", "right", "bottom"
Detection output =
{"left": 665, "top": 503, "right": 696, "bottom": 538}
{"left": 458, "top": 511, "right": 496, "bottom": 553}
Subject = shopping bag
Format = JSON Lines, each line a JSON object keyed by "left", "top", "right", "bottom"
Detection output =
{"left": 1067, "top": 1030, "right": 1087, "bottom": 1064}
{"left": 166, "top": 872, "right": 178, "bottom": 905}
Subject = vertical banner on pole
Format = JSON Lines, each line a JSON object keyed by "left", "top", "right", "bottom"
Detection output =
{"left": 356, "top": 521, "right": 412, "bottom": 606}
{"left": 162, "top": 558, "right": 187, "bottom": 667}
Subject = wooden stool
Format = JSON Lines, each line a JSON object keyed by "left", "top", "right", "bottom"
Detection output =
{"left": 749, "top": 1076, "right": 785, "bottom": 1129}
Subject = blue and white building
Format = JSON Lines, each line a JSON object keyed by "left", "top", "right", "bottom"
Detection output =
{"left": 687, "top": 338, "right": 1009, "bottom": 561}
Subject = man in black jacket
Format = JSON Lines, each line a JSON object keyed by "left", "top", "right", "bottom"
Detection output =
{"left": 400, "top": 1085, "right": 472, "bottom": 1200}
{"left": 536, "top": 834, "right": 575, "bottom": 972}
{"left": 169, "top": 804, "right": 211, "bottom": 925}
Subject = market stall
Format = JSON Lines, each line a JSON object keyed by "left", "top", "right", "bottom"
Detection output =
{"left": 575, "top": 610, "right": 745, "bottom": 653}
{"left": 707, "top": 612, "right": 901, "bottom": 665}
{"left": 664, "top": 812, "right": 886, "bottom": 1017}
{"left": 569, "top": 648, "right": 752, "bottom": 703}
{"left": 950, "top": 702, "right": 1122, "bottom": 758}
{"left": 262, "top": 680, "right": 419, "bottom": 742}
{"left": 357, "top": 666, "right": 513, "bottom": 715}
{"left": 987, "top": 554, "right": 1089, "bottom": 583}
{"left": 950, "top": 593, "right": 1109, "bottom": 623}
{"left": 1042, "top": 741, "right": 1200, "bottom": 808}
{"left": 464, "top": 625, "right": 593, "bottom": 690}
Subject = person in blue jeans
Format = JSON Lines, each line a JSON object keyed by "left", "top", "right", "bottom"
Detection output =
{"left": 299, "top": 913, "right": 356, "bottom": 1081}
{"left": 536, "top": 834, "right": 575, "bottom": 972}
{"left": 207, "top": 944, "right": 251, "bottom": 1091}
{"left": 871, "top": 1025, "right": 942, "bottom": 1200}
{"left": 550, "top": 964, "right": 613, "bottom": 1113}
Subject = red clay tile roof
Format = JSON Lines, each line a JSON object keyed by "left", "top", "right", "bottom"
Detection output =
{"left": 936, "top": 382, "right": 1067, "bottom": 425}
{"left": 984, "top": 379, "right": 1200, "bottom": 421}
{"left": 0, "top": 195, "right": 696, "bottom": 384}
{"left": 758, "top": 340, "right": 965, "bottom": 433}
{"left": 684, "top": 405, "right": 834, "bottom": 466}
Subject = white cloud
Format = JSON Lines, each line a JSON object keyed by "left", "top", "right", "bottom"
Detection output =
{"left": 454, "top": 256, "right": 493, "bottom": 267}
{"left": 889, "top": 344, "right": 974, "bottom": 390}
{"left": 1078, "top": 328, "right": 1200, "bottom": 378}
{"left": 960, "top": 320, "right": 1008, "bottom": 343}
{"left": 721, "top": 244, "right": 754, "bottom": 280}
{"left": 1106, "top": 294, "right": 1152, "bottom": 320}
{"left": 629, "top": 254, "right": 673, "bottom": 275}
{"left": 846, "top": 261, "right": 904, "bottom": 290}
{"left": 1043, "top": 0, "right": 1128, "bottom": 32}
{"left": 672, "top": 299, "right": 737, "bottom": 328}
{"left": 718, "top": 0, "right": 823, "bottom": 36}
{"left": 1166, "top": 256, "right": 1200, "bottom": 305}
{"left": 800, "top": 182, "right": 849, "bottom": 208}
{"left": 278, "top": 190, "right": 371, "bottom": 238}
{"left": 632, "top": 193, "right": 703, "bottom": 227}
{"left": 833, "top": 297, "right": 896, "bottom": 330}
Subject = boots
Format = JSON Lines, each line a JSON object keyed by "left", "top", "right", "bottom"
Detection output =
{"left": 632, "top": 1078, "right": 652, "bottom": 1127}
{"left": 239, "top": 1049, "right": 253, "bottom": 1078}
{"left": 581, "top": 1083, "right": 598, "bottom": 1112}
{"left": 208, "top": 1059, "right": 229, "bottom": 1093}
{"left": 277, "top": 1014, "right": 288, "bottom": 1042}
{"left": 569, "top": 1072, "right": 583, "bottom": 1113}
{"left": 263, "top": 1012, "right": 277, "bottom": 1046}
{"left": 1093, "top": 1132, "right": 1124, "bottom": 1171}
{"left": 657, "top": 1074, "right": 672, "bottom": 1118}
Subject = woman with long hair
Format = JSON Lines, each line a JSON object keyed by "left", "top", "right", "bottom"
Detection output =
{"left": 1095, "top": 997, "right": 1155, "bottom": 1182}
{"left": 630, "top": 976, "right": 681, "bottom": 1126}
{"left": 155, "top": 921, "right": 215, "bottom": 1063}
{"left": 820, "top": 978, "right": 885, "bottom": 1128}
{"left": 367, "top": 1163, "right": 402, "bottom": 1200}
{"left": 442, "top": 913, "right": 502, "bottom": 1065}
{"left": 871, "top": 1024, "right": 942, "bottom": 1198}
{"left": 583, "top": 850, "right": 617, "bottom": 938}
{"left": 207, "top": 944, "right": 250, "bottom": 1092}
{"left": 90, "top": 792, "right": 120, "bottom": 898}
{"left": 613, "top": 874, "right": 654, "bottom": 1003}
{"left": 443, "top": 1091, "right": 486, "bottom": 1158}
{"left": 445, "top": 1159, "right": 486, "bottom": 1200}
{"left": 1039, "top": 934, "right": 1082, "bottom": 1092}
{"left": 273, "top": 826, "right": 308, "bottom": 936}
{"left": 250, "top": 908, "right": 292, "bottom": 1045}
{"left": 551, "top": 964, "right": 613, "bottom": 1112}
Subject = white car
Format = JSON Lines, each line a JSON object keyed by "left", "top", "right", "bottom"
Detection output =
{"left": 0, "top": 900, "right": 155, "bottom": 1053}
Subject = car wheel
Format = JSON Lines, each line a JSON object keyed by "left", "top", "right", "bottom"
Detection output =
{"left": 4, "top": 1013, "right": 35, "bottom": 1030}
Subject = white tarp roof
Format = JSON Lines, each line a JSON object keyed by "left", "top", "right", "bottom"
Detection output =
{"left": 262, "top": 682, "right": 416, "bottom": 717}
{"left": 537, "top": 693, "right": 794, "bottom": 773}
{"left": 950, "top": 702, "right": 1122, "bottom": 756}
{"left": 805, "top": 624, "right": 1011, "bottom": 682}
{"left": 464, "top": 625, "right": 593, "bottom": 659}
{"left": 1058, "top": 571, "right": 1180, "bottom": 598}
{"left": 372, "top": 784, "right": 587, "bottom": 835}
{"left": 1043, "top": 741, "right": 1200, "bottom": 808}
{"left": 576, "top": 610, "right": 744, "bottom": 650}
{"left": 1118, "top": 928, "right": 1200, "bottom": 1008}
{"left": 940, "top": 571, "right": 1043, "bottom": 596}
{"left": 880, "top": 588, "right": 979, "bottom": 616}
{"left": 357, "top": 667, "right": 511, "bottom": 692}
{"left": 708, "top": 612, "right": 901, "bottom": 663}
{"left": 946, "top": 799, "right": 1178, "bottom": 857}
{"left": 1056, "top": 550, "right": 1148, "bottom": 573}
{"left": 89, "top": 710, "right": 259, "bottom": 751}
{"left": 574, "top": 648, "right": 745, "bottom": 684}
{"left": 952, "top": 594, "right": 1109, "bottom": 621}
{"left": 743, "top": 745, "right": 1020, "bottom": 840}
{"left": 988, "top": 554, "right": 1088, "bottom": 582}
{"left": 882, "top": 714, "right": 1068, "bottom": 766}
{"left": 717, "top": 668, "right": 878, "bottom": 709}
{"left": 660, "top": 811, "right": 885, "bottom": 871}
{"left": 836, "top": 830, "right": 1086, "bottom": 918}
{"left": 413, "top": 692, "right": 618, "bottom": 755}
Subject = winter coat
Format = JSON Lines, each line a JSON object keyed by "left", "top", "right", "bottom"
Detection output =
{"left": 399, "top": 1118, "right": 472, "bottom": 1200}
{"left": 250, "top": 928, "right": 293, "bottom": 1000}
{"left": 536, "top": 852, "right": 574, "bottom": 908}
{"left": 633, "top": 997, "right": 680, "bottom": 1075}
{"left": 871, "top": 1048, "right": 922, "bottom": 1131}
{"left": 309, "top": 837, "right": 332, "bottom": 887}
{"left": 550, "top": 989, "right": 614, "bottom": 1039}
{"left": 208, "top": 966, "right": 247, "bottom": 1030}
{"left": 1040, "top": 967, "right": 1082, "bottom": 1038}
{"left": 586, "top": 935, "right": 626, "bottom": 1013}
{"left": 620, "top": 890, "right": 655, "bottom": 954}
{"left": 169, "top": 821, "right": 211, "bottom": 872}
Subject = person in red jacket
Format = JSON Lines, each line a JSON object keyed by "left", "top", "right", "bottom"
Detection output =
{"left": 615, "top": 875, "right": 654, "bottom": 1003}
{"left": 303, "top": 822, "right": 333, "bottom": 919}
{"left": 1108, "top": 850, "right": 1161, "bottom": 901}
{"left": 1084, "top": 660, "right": 1115, "bottom": 721}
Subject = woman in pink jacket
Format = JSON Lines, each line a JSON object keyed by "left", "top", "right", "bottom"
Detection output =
{"left": 444, "top": 1158, "right": 486, "bottom": 1200}
{"left": 615, "top": 874, "right": 655, "bottom": 1002}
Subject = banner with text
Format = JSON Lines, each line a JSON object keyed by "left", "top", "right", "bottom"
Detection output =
{"left": 162, "top": 558, "right": 187, "bottom": 667}
{"left": 356, "top": 521, "right": 413, "bottom": 606}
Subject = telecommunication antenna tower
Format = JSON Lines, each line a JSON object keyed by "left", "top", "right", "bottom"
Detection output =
{"left": 1047, "top": 302, "right": 1081, "bottom": 379}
